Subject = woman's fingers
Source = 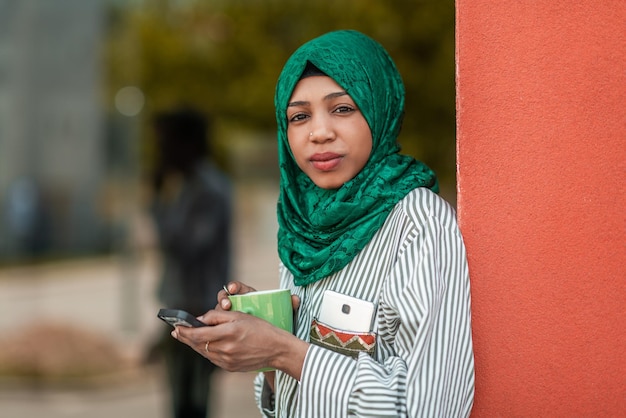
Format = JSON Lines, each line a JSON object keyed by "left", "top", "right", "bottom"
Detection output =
{"left": 173, "top": 311, "right": 235, "bottom": 360}
{"left": 217, "top": 281, "right": 259, "bottom": 310}
{"left": 215, "top": 286, "right": 232, "bottom": 311}
{"left": 291, "top": 294, "right": 301, "bottom": 310}
{"left": 173, "top": 310, "right": 293, "bottom": 372}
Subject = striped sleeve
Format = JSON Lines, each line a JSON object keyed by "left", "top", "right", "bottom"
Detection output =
{"left": 296, "top": 192, "right": 474, "bottom": 417}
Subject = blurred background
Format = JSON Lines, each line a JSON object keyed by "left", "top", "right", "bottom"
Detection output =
{"left": 0, "top": 0, "right": 455, "bottom": 416}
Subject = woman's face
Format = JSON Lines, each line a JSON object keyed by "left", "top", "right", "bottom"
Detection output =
{"left": 286, "top": 76, "right": 372, "bottom": 190}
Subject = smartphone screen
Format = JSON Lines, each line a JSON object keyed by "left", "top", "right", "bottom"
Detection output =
{"left": 158, "top": 308, "right": 207, "bottom": 328}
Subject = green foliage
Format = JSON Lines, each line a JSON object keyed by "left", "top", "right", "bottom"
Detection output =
{"left": 105, "top": 0, "right": 456, "bottom": 187}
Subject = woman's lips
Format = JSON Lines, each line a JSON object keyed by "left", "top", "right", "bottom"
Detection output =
{"left": 310, "top": 152, "right": 343, "bottom": 171}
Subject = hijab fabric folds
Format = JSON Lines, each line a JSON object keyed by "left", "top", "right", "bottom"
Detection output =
{"left": 276, "top": 30, "right": 438, "bottom": 286}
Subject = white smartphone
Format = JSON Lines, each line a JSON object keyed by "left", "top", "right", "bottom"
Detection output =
{"left": 317, "top": 290, "right": 376, "bottom": 333}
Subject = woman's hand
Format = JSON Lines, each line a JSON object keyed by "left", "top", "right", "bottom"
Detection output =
{"left": 216, "top": 281, "right": 257, "bottom": 311}
{"left": 216, "top": 282, "right": 301, "bottom": 312}
{"left": 172, "top": 309, "right": 308, "bottom": 380}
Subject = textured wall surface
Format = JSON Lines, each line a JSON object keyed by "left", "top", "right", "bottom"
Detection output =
{"left": 456, "top": 0, "right": 625, "bottom": 416}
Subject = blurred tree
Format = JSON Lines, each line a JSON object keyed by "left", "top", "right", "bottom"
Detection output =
{"left": 105, "top": 0, "right": 456, "bottom": 189}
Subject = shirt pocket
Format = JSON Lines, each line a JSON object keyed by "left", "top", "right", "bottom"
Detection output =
{"left": 310, "top": 318, "right": 377, "bottom": 359}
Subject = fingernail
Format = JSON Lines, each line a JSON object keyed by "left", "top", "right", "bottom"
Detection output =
{"left": 171, "top": 330, "right": 177, "bottom": 339}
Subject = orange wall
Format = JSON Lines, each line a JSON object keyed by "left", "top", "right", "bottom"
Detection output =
{"left": 456, "top": 1, "right": 625, "bottom": 416}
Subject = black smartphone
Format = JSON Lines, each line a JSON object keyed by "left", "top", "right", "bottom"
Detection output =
{"left": 158, "top": 308, "right": 207, "bottom": 328}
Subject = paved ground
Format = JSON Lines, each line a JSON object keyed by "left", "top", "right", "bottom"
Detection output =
{"left": 0, "top": 181, "right": 280, "bottom": 418}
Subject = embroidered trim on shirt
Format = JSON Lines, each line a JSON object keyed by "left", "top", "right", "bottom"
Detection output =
{"left": 310, "top": 319, "right": 376, "bottom": 359}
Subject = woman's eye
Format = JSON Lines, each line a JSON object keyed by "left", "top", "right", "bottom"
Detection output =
{"left": 288, "top": 113, "right": 308, "bottom": 123}
{"left": 334, "top": 105, "right": 355, "bottom": 114}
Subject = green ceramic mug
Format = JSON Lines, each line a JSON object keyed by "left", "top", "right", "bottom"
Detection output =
{"left": 228, "top": 288, "right": 293, "bottom": 333}
{"left": 229, "top": 288, "right": 293, "bottom": 372}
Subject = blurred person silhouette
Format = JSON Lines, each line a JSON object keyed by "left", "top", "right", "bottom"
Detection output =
{"left": 149, "top": 106, "right": 232, "bottom": 418}
{"left": 4, "top": 177, "right": 50, "bottom": 257}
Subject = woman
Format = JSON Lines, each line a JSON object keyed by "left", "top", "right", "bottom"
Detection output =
{"left": 173, "top": 30, "right": 474, "bottom": 417}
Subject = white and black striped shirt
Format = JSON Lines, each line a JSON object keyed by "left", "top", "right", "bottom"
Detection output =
{"left": 255, "top": 187, "right": 475, "bottom": 417}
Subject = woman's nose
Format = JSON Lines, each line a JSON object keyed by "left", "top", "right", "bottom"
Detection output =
{"left": 308, "top": 117, "right": 335, "bottom": 143}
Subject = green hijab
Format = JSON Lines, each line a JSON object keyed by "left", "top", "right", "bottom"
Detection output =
{"left": 276, "top": 30, "right": 438, "bottom": 286}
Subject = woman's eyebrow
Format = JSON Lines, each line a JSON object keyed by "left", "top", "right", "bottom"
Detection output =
{"left": 324, "top": 91, "right": 348, "bottom": 100}
{"left": 287, "top": 91, "right": 348, "bottom": 108}
{"left": 287, "top": 100, "right": 308, "bottom": 108}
